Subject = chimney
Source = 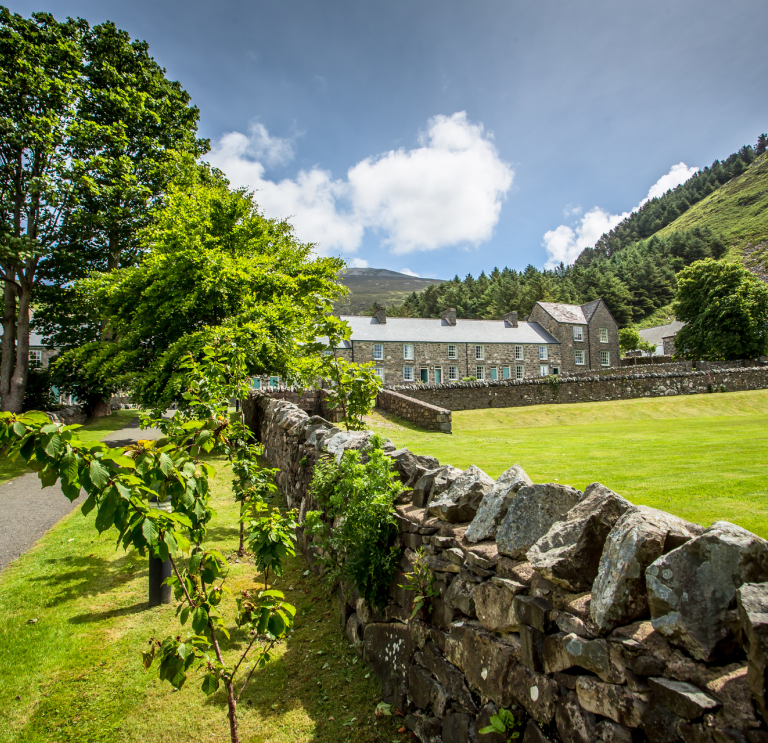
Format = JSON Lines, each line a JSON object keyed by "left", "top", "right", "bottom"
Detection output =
{"left": 441, "top": 308, "right": 457, "bottom": 326}
{"left": 373, "top": 305, "right": 387, "bottom": 324}
{"left": 503, "top": 311, "right": 518, "bottom": 328}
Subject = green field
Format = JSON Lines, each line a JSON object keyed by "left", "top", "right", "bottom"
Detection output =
{"left": 367, "top": 389, "right": 768, "bottom": 538}
{"left": 0, "top": 454, "right": 401, "bottom": 743}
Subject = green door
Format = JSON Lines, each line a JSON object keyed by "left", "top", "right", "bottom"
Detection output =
{"left": 420, "top": 368, "right": 429, "bottom": 383}
{"left": 434, "top": 368, "right": 442, "bottom": 384}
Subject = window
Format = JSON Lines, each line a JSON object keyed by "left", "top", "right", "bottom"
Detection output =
{"left": 600, "top": 350, "right": 610, "bottom": 367}
{"left": 373, "top": 344, "right": 383, "bottom": 360}
{"left": 29, "top": 350, "right": 42, "bottom": 369}
{"left": 575, "top": 350, "right": 585, "bottom": 365}
{"left": 539, "top": 345, "right": 548, "bottom": 360}
{"left": 552, "top": 366, "right": 560, "bottom": 375}
{"left": 599, "top": 328, "right": 609, "bottom": 344}
{"left": 489, "top": 367, "right": 498, "bottom": 380}
{"left": 515, "top": 364, "right": 525, "bottom": 379}
{"left": 403, "top": 366, "right": 414, "bottom": 381}
{"left": 502, "top": 366, "right": 510, "bottom": 379}
{"left": 448, "top": 365, "right": 459, "bottom": 381}
{"left": 476, "top": 366, "right": 485, "bottom": 380}
{"left": 403, "top": 344, "right": 414, "bottom": 360}
{"left": 540, "top": 365, "right": 549, "bottom": 377}
{"left": 448, "top": 344, "right": 457, "bottom": 359}
{"left": 321, "top": 350, "right": 333, "bottom": 357}
{"left": 475, "top": 345, "right": 484, "bottom": 360}
{"left": 573, "top": 326, "right": 584, "bottom": 341}
{"left": 252, "top": 377, "right": 262, "bottom": 389}
{"left": 514, "top": 345, "right": 523, "bottom": 360}
{"left": 374, "top": 366, "right": 385, "bottom": 382}
{"left": 269, "top": 376, "right": 280, "bottom": 387}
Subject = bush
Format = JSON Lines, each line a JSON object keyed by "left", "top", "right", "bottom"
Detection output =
{"left": 305, "top": 435, "right": 403, "bottom": 607}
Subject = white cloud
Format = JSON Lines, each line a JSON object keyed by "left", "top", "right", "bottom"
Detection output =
{"left": 543, "top": 162, "right": 698, "bottom": 268}
{"left": 400, "top": 268, "right": 419, "bottom": 277}
{"left": 206, "top": 112, "right": 513, "bottom": 257}
{"left": 348, "top": 258, "right": 369, "bottom": 268}
{"left": 563, "top": 204, "right": 582, "bottom": 217}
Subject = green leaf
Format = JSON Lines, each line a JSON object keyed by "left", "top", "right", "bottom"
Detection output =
{"left": 89, "top": 460, "right": 110, "bottom": 489}
{"left": 180, "top": 606, "right": 190, "bottom": 626}
{"left": 142, "top": 518, "right": 159, "bottom": 545}
{"left": 12, "top": 421, "right": 26, "bottom": 436}
{"left": 44, "top": 433, "right": 63, "bottom": 458}
{"left": 60, "top": 452, "right": 78, "bottom": 482}
{"left": 80, "top": 492, "right": 97, "bottom": 516}
{"left": 115, "top": 481, "right": 131, "bottom": 500}
{"left": 192, "top": 606, "right": 209, "bottom": 634}
{"left": 159, "top": 453, "right": 174, "bottom": 476}
{"left": 201, "top": 672, "right": 219, "bottom": 696}
{"left": 267, "top": 613, "right": 286, "bottom": 637}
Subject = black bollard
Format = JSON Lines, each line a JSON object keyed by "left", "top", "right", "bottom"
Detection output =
{"left": 148, "top": 552, "right": 172, "bottom": 606}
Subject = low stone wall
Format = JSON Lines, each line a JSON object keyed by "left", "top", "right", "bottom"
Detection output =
{"left": 244, "top": 389, "right": 768, "bottom": 743}
{"left": 377, "top": 389, "right": 452, "bottom": 433}
{"left": 620, "top": 355, "right": 677, "bottom": 367}
{"left": 386, "top": 366, "right": 768, "bottom": 412}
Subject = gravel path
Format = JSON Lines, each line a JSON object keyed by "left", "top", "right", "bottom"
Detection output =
{"left": 0, "top": 416, "right": 163, "bottom": 572}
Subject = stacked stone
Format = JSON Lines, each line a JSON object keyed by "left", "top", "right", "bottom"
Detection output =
{"left": 243, "top": 389, "right": 768, "bottom": 743}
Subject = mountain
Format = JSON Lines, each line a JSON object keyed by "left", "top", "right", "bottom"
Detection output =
{"left": 334, "top": 267, "right": 445, "bottom": 314}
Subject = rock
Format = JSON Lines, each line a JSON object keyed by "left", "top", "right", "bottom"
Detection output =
{"left": 642, "top": 700, "right": 685, "bottom": 743}
{"left": 363, "top": 623, "right": 415, "bottom": 707}
{"left": 497, "top": 558, "right": 536, "bottom": 584}
{"left": 527, "top": 483, "right": 635, "bottom": 592}
{"left": 404, "top": 712, "right": 442, "bottom": 743}
{"left": 556, "top": 691, "right": 597, "bottom": 743}
{"left": 520, "top": 624, "right": 545, "bottom": 671}
{"left": 576, "top": 676, "right": 649, "bottom": 727}
{"left": 389, "top": 448, "right": 440, "bottom": 487}
{"left": 548, "top": 633, "right": 626, "bottom": 684}
{"left": 407, "top": 664, "right": 450, "bottom": 717}
{"left": 408, "top": 617, "right": 430, "bottom": 648}
{"left": 736, "top": 582, "right": 768, "bottom": 724}
{"left": 522, "top": 720, "right": 549, "bottom": 743}
{"left": 647, "top": 521, "right": 768, "bottom": 661}
{"left": 429, "top": 465, "right": 495, "bottom": 523}
{"left": 444, "top": 621, "right": 521, "bottom": 706}
{"left": 509, "top": 664, "right": 559, "bottom": 724}
{"left": 679, "top": 722, "right": 716, "bottom": 743}
{"left": 474, "top": 577, "right": 526, "bottom": 632}
{"left": 595, "top": 720, "right": 633, "bottom": 743}
{"left": 514, "top": 595, "right": 554, "bottom": 633}
{"left": 422, "top": 641, "right": 477, "bottom": 713}
{"left": 425, "top": 555, "right": 461, "bottom": 574}
{"left": 648, "top": 677, "right": 721, "bottom": 720}
{"left": 466, "top": 464, "right": 533, "bottom": 542}
{"left": 445, "top": 577, "right": 477, "bottom": 617}
{"left": 712, "top": 732, "right": 750, "bottom": 743}
{"left": 446, "top": 547, "right": 466, "bottom": 565}
{"left": 475, "top": 703, "right": 507, "bottom": 743}
{"left": 412, "top": 465, "right": 463, "bottom": 508}
{"left": 345, "top": 613, "right": 365, "bottom": 651}
{"left": 591, "top": 506, "right": 705, "bottom": 633}
{"left": 465, "top": 545, "right": 498, "bottom": 570}
{"left": 442, "top": 713, "right": 472, "bottom": 743}
{"left": 431, "top": 598, "right": 458, "bottom": 632}
{"left": 497, "top": 483, "right": 584, "bottom": 559}
{"left": 553, "top": 610, "right": 598, "bottom": 639}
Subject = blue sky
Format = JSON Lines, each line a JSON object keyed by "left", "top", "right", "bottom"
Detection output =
{"left": 9, "top": 0, "right": 768, "bottom": 278}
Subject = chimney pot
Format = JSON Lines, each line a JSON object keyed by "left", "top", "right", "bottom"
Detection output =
{"left": 441, "top": 308, "right": 457, "bottom": 326}
{"left": 504, "top": 311, "right": 519, "bottom": 328}
{"left": 373, "top": 305, "right": 387, "bottom": 324}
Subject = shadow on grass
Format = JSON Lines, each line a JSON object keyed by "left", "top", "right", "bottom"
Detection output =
{"left": 69, "top": 600, "right": 150, "bottom": 624}
{"left": 369, "top": 408, "right": 438, "bottom": 435}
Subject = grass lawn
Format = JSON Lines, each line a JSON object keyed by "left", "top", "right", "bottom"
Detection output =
{"left": 0, "top": 410, "right": 140, "bottom": 486}
{"left": 366, "top": 389, "right": 768, "bottom": 538}
{"left": 0, "top": 454, "right": 403, "bottom": 743}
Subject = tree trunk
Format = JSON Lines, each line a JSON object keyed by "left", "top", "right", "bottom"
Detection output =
{"left": 90, "top": 398, "right": 112, "bottom": 418}
{"left": 226, "top": 680, "right": 240, "bottom": 743}
{"left": 1, "top": 276, "right": 17, "bottom": 407}
{"left": 238, "top": 515, "right": 245, "bottom": 558}
{"left": 3, "top": 286, "right": 31, "bottom": 413}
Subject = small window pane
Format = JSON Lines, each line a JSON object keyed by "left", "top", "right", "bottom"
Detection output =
{"left": 403, "top": 366, "right": 414, "bottom": 381}
{"left": 448, "top": 344, "right": 457, "bottom": 359}
{"left": 374, "top": 344, "right": 383, "bottom": 360}
{"left": 540, "top": 365, "right": 549, "bottom": 377}
{"left": 475, "top": 345, "right": 484, "bottom": 360}
{"left": 375, "top": 366, "right": 385, "bottom": 381}
{"left": 29, "top": 350, "right": 43, "bottom": 368}
{"left": 403, "top": 344, "right": 414, "bottom": 360}
{"left": 476, "top": 366, "right": 485, "bottom": 380}
{"left": 573, "top": 326, "right": 584, "bottom": 341}
{"left": 599, "top": 328, "right": 609, "bottom": 343}
{"left": 575, "top": 351, "right": 585, "bottom": 365}
{"left": 515, "top": 364, "right": 524, "bottom": 379}
{"left": 514, "top": 345, "right": 523, "bottom": 360}
{"left": 448, "top": 366, "right": 458, "bottom": 381}
{"left": 600, "top": 350, "right": 610, "bottom": 366}
{"left": 539, "top": 345, "right": 547, "bottom": 360}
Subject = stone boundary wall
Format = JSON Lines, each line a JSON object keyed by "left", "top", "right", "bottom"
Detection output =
{"left": 377, "top": 389, "right": 452, "bottom": 433}
{"left": 385, "top": 366, "right": 768, "bottom": 412}
{"left": 620, "top": 355, "right": 677, "bottom": 367}
{"left": 243, "top": 388, "right": 768, "bottom": 743}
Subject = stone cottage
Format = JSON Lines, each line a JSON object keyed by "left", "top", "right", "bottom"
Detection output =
{"left": 528, "top": 299, "right": 620, "bottom": 373}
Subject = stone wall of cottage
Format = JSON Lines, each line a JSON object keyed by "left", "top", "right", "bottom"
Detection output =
{"left": 385, "top": 366, "right": 768, "bottom": 412}
{"left": 243, "top": 389, "right": 768, "bottom": 743}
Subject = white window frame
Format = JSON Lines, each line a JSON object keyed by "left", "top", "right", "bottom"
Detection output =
{"left": 403, "top": 344, "right": 414, "bottom": 360}
{"left": 573, "top": 326, "right": 584, "bottom": 342}
{"left": 476, "top": 366, "right": 485, "bottom": 380}
{"left": 515, "top": 364, "right": 525, "bottom": 380}
{"left": 540, "top": 364, "right": 549, "bottom": 377}
{"left": 373, "top": 344, "right": 383, "bottom": 360}
{"left": 448, "top": 365, "right": 458, "bottom": 381}
{"left": 29, "top": 349, "right": 43, "bottom": 368}
{"left": 575, "top": 350, "right": 586, "bottom": 366}
{"left": 447, "top": 344, "right": 457, "bottom": 359}
{"left": 539, "top": 345, "right": 548, "bottom": 360}
{"left": 374, "top": 366, "right": 385, "bottom": 382}
{"left": 514, "top": 345, "right": 523, "bottom": 360}
{"left": 403, "top": 366, "right": 414, "bottom": 381}
{"left": 599, "top": 328, "right": 609, "bottom": 344}
{"left": 502, "top": 366, "right": 510, "bottom": 379}
{"left": 600, "top": 350, "right": 610, "bottom": 367}
{"left": 475, "top": 345, "right": 484, "bottom": 360}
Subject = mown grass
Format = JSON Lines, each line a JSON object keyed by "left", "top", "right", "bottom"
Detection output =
{"left": 367, "top": 389, "right": 768, "bottom": 537}
{"left": 0, "top": 410, "right": 139, "bottom": 486}
{"left": 0, "top": 455, "right": 404, "bottom": 743}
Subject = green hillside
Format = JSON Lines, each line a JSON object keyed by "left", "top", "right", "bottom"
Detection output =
{"left": 334, "top": 267, "right": 445, "bottom": 314}
{"left": 656, "top": 153, "right": 768, "bottom": 279}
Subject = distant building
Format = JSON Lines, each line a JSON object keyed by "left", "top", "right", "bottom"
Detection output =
{"left": 639, "top": 320, "right": 685, "bottom": 357}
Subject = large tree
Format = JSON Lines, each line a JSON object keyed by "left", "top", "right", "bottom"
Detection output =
{"left": 0, "top": 9, "right": 206, "bottom": 412}
{"left": 673, "top": 259, "right": 768, "bottom": 361}
{"left": 52, "top": 165, "right": 346, "bottom": 413}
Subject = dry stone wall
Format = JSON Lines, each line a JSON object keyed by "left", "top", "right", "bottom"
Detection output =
{"left": 243, "top": 389, "right": 768, "bottom": 743}
{"left": 377, "top": 389, "right": 453, "bottom": 433}
{"left": 386, "top": 366, "right": 768, "bottom": 412}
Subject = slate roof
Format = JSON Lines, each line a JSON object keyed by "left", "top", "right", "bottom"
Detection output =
{"left": 335, "top": 315, "right": 560, "bottom": 346}
{"left": 536, "top": 302, "right": 589, "bottom": 324}
{"left": 639, "top": 320, "right": 685, "bottom": 347}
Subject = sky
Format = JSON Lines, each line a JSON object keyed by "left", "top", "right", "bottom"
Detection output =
{"left": 8, "top": 0, "right": 767, "bottom": 279}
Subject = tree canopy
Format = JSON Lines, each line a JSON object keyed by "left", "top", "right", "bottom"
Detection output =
{"left": 673, "top": 259, "right": 768, "bottom": 361}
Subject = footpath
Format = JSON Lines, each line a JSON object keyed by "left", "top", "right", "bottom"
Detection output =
{"left": 0, "top": 416, "right": 162, "bottom": 572}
